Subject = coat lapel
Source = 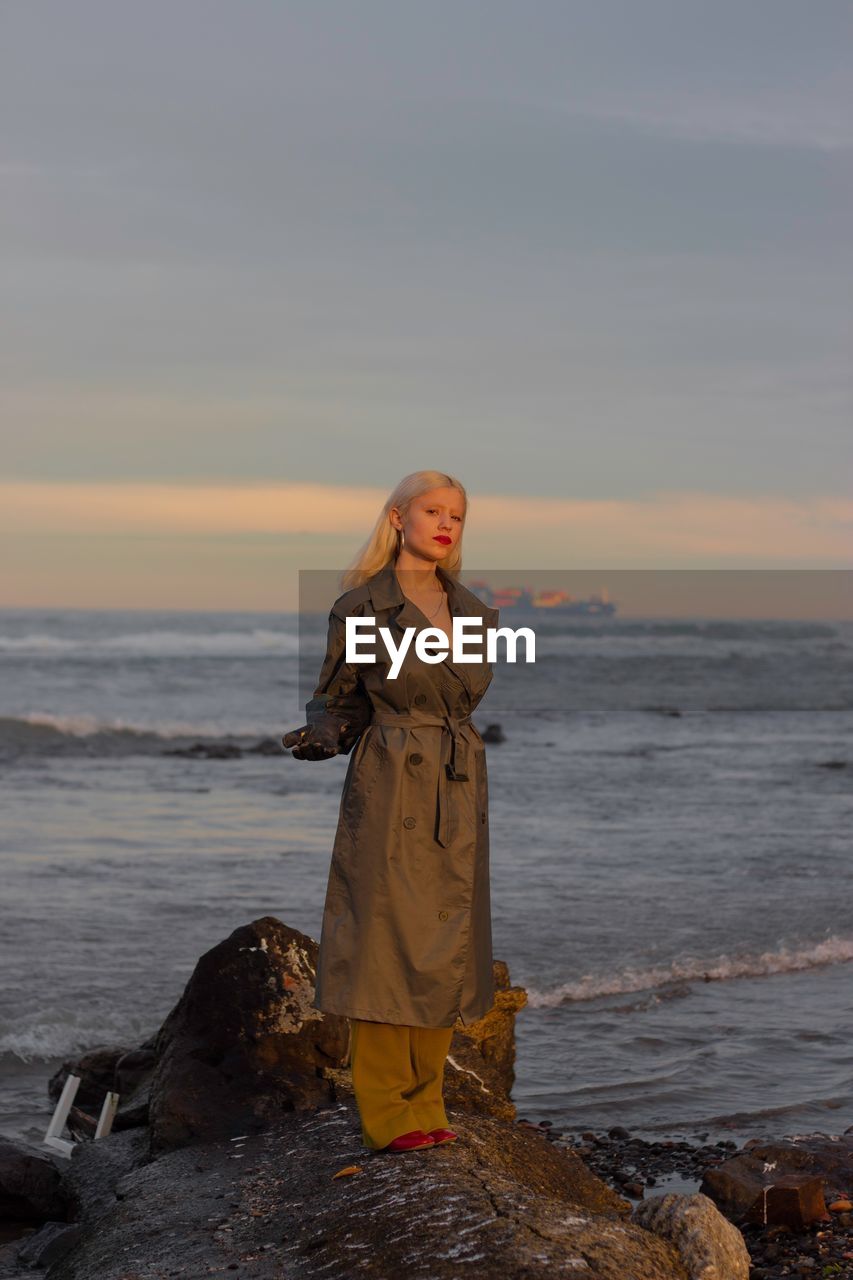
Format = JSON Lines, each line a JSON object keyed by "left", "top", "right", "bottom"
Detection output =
{"left": 439, "top": 572, "right": 477, "bottom": 698}
{"left": 366, "top": 561, "right": 476, "bottom": 698}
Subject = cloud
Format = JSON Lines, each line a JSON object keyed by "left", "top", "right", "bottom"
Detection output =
{"left": 2, "top": 481, "right": 851, "bottom": 565}
{"left": 565, "top": 100, "right": 853, "bottom": 153}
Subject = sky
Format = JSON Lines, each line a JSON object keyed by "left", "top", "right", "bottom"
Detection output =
{"left": 1, "top": 0, "right": 851, "bottom": 613}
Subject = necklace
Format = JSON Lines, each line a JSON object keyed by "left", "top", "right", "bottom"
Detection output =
{"left": 397, "top": 567, "right": 447, "bottom": 619}
{"left": 423, "top": 590, "right": 446, "bottom": 620}
{"left": 405, "top": 584, "right": 446, "bottom": 619}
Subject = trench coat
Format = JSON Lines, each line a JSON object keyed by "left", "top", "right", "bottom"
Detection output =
{"left": 286, "top": 560, "right": 500, "bottom": 1028}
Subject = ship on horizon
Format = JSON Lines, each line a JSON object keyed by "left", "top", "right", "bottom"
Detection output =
{"left": 466, "top": 580, "right": 617, "bottom": 617}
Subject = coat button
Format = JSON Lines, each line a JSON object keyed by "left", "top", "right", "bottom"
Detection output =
{"left": 414, "top": 693, "right": 427, "bottom": 706}
{"left": 409, "top": 752, "right": 423, "bottom": 765}
{"left": 438, "top": 910, "right": 448, "bottom": 921}
{"left": 403, "top": 816, "right": 416, "bottom": 829}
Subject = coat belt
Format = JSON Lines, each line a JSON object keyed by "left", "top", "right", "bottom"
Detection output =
{"left": 369, "top": 711, "right": 473, "bottom": 849}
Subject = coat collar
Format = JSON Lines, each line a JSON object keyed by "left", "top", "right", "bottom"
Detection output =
{"left": 365, "top": 560, "right": 481, "bottom": 699}
{"left": 361, "top": 560, "right": 473, "bottom": 619}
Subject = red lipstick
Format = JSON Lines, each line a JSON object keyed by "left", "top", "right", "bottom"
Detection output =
{"left": 433, "top": 536, "right": 451, "bottom": 545}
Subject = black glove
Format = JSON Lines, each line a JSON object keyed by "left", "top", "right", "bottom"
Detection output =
{"left": 281, "top": 719, "right": 349, "bottom": 761}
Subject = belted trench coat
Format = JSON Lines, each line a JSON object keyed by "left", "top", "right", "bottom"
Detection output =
{"left": 295, "top": 560, "right": 499, "bottom": 1028}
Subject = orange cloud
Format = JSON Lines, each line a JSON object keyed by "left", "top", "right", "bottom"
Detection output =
{"left": 1, "top": 481, "right": 851, "bottom": 562}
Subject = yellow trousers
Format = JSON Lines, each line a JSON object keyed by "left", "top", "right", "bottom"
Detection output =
{"left": 349, "top": 1019, "right": 455, "bottom": 1150}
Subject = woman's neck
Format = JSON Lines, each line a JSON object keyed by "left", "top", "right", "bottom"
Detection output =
{"left": 395, "top": 560, "right": 443, "bottom": 594}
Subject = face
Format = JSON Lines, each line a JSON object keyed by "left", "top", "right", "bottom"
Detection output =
{"left": 393, "top": 487, "right": 466, "bottom": 563}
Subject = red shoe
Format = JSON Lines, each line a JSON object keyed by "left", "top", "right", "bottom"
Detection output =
{"left": 382, "top": 1128, "right": 436, "bottom": 1153}
{"left": 427, "top": 1127, "right": 458, "bottom": 1145}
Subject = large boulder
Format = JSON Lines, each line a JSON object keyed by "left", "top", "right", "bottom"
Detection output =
{"left": 44, "top": 1106, "right": 692, "bottom": 1280}
{"left": 148, "top": 917, "right": 349, "bottom": 1153}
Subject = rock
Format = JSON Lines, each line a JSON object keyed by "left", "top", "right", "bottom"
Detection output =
{"left": 111, "top": 1044, "right": 159, "bottom": 1129}
{"left": 113, "top": 1044, "right": 159, "bottom": 1096}
{"left": 48, "top": 1044, "right": 131, "bottom": 1110}
{"left": 444, "top": 961, "right": 527, "bottom": 1120}
{"left": 24, "top": 921, "right": 735, "bottom": 1276}
{"left": 0, "top": 1136, "right": 68, "bottom": 1223}
{"left": 48, "top": 1041, "right": 157, "bottom": 1137}
{"left": 148, "top": 917, "right": 349, "bottom": 1154}
{"left": 15, "top": 1220, "right": 83, "bottom": 1269}
{"left": 700, "top": 1135, "right": 853, "bottom": 1227}
{"left": 632, "top": 1191, "right": 751, "bottom": 1279}
{"left": 48, "top": 919, "right": 525, "bottom": 1164}
{"left": 742, "top": 1173, "right": 828, "bottom": 1229}
{"left": 44, "top": 1107, "right": 692, "bottom": 1280}
{"left": 162, "top": 741, "right": 243, "bottom": 758}
{"left": 58, "top": 1127, "right": 151, "bottom": 1227}
{"left": 248, "top": 737, "right": 289, "bottom": 755}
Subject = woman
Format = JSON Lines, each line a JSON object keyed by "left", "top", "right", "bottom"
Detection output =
{"left": 282, "top": 470, "right": 499, "bottom": 1154}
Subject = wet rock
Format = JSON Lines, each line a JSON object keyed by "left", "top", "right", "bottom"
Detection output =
{"left": 623, "top": 1179, "right": 646, "bottom": 1198}
{"left": 0, "top": 1137, "right": 68, "bottom": 1223}
{"left": 110, "top": 1045, "right": 158, "bottom": 1129}
{"left": 48, "top": 1041, "right": 157, "bottom": 1137}
{"left": 743, "top": 1174, "right": 828, "bottom": 1230}
{"left": 15, "top": 1220, "right": 83, "bottom": 1269}
{"left": 21, "top": 923, "right": 774, "bottom": 1277}
{"left": 58, "top": 1127, "right": 151, "bottom": 1227}
{"left": 163, "top": 741, "right": 243, "bottom": 758}
{"left": 248, "top": 737, "right": 289, "bottom": 755}
{"left": 552, "top": 1127, "right": 853, "bottom": 1279}
{"left": 44, "top": 1107, "right": 692, "bottom": 1280}
{"left": 148, "top": 917, "right": 348, "bottom": 1154}
{"left": 48, "top": 1045, "right": 130, "bottom": 1112}
{"left": 700, "top": 1135, "right": 853, "bottom": 1227}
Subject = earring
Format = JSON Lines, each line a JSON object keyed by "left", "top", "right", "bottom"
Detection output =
{"left": 398, "top": 528, "right": 405, "bottom": 549}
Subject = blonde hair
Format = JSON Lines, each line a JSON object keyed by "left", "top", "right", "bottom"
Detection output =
{"left": 339, "top": 470, "right": 468, "bottom": 592}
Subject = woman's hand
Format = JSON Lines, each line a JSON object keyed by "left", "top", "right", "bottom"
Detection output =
{"left": 282, "top": 720, "right": 348, "bottom": 760}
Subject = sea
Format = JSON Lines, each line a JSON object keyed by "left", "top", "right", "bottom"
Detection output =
{"left": 1, "top": 605, "right": 852, "bottom": 1172}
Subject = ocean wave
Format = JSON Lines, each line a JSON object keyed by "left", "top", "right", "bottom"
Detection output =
{"left": 0, "top": 628, "right": 299, "bottom": 657}
{"left": 0, "top": 1007, "right": 155, "bottom": 1064}
{"left": 0, "top": 712, "right": 280, "bottom": 744}
{"left": 525, "top": 935, "right": 853, "bottom": 1006}
{"left": 526, "top": 619, "right": 848, "bottom": 652}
